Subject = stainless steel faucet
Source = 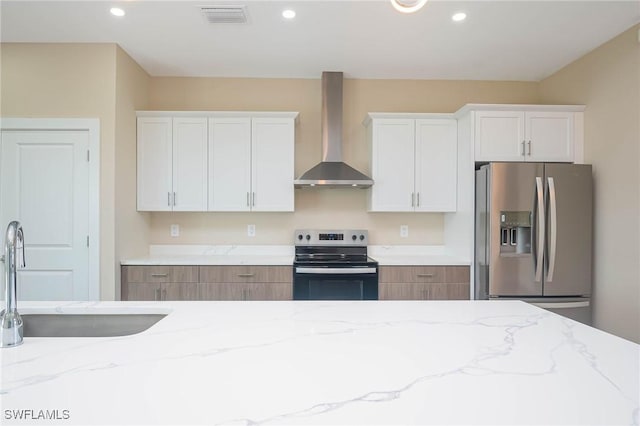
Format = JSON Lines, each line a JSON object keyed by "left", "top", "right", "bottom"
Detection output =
{"left": 1, "top": 221, "right": 26, "bottom": 348}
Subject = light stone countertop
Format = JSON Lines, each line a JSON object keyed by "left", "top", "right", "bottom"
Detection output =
{"left": 120, "top": 245, "right": 471, "bottom": 266}
{"left": 1, "top": 300, "right": 638, "bottom": 425}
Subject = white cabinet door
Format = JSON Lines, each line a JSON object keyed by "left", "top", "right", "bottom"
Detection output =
{"left": 208, "top": 117, "right": 252, "bottom": 211}
{"left": 525, "top": 111, "right": 574, "bottom": 162}
{"left": 251, "top": 118, "right": 295, "bottom": 212}
{"left": 172, "top": 117, "right": 208, "bottom": 211}
{"left": 369, "top": 119, "right": 415, "bottom": 212}
{"left": 137, "top": 117, "right": 172, "bottom": 211}
{"left": 415, "top": 119, "right": 457, "bottom": 212}
{"left": 474, "top": 111, "right": 525, "bottom": 162}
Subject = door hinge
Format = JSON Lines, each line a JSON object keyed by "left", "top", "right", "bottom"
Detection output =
{"left": 87, "top": 150, "right": 90, "bottom": 162}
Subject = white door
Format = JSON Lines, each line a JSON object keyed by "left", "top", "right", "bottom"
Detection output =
{"left": 251, "top": 118, "right": 295, "bottom": 212}
{"left": 137, "top": 117, "right": 172, "bottom": 211}
{"left": 525, "top": 111, "right": 574, "bottom": 162}
{"left": 415, "top": 119, "right": 457, "bottom": 212}
{"left": 369, "top": 119, "right": 415, "bottom": 212}
{"left": 0, "top": 130, "right": 90, "bottom": 300}
{"left": 172, "top": 117, "right": 208, "bottom": 211}
{"left": 474, "top": 111, "right": 525, "bottom": 162}
{"left": 208, "top": 117, "right": 251, "bottom": 211}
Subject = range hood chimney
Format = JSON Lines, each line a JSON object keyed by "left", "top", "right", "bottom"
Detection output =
{"left": 294, "top": 72, "right": 374, "bottom": 188}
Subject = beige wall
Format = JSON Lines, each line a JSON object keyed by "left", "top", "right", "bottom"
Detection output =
{"left": 148, "top": 78, "right": 539, "bottom": 245}
{"left": 540, "top": 25, "right": 640, "bottom": 343}
{"left": 114, "top": 46, "right": 151, "bottom": 299}
{"left": 0, "top": 43, "right": 119, "bottom": 300}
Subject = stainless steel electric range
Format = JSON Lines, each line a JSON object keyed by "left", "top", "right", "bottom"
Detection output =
{"left": 293, "top": 229, "right": 378, "bottom": 300}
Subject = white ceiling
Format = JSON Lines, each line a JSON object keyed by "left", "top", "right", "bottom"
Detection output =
{"left": 2, "top": 0, "right": 639, "bottom": 81}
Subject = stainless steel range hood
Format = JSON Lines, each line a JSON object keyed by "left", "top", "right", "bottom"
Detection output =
{"left": 294, "top": 72, "right": 373, "bottom": 188}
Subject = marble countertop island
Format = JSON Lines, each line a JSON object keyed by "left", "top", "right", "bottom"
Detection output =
{"left": 1, "top": 301, "right": 638, "bottom": 425}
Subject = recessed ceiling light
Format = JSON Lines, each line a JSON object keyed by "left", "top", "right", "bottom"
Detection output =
{"left": 110, "top": 7, "right": 125, "bottom": 17}
{"left": 452, "top": 12, "right": 467, "bottom": 22}
{"left": 282, "top": 9, "right": 296, "bottom": 19}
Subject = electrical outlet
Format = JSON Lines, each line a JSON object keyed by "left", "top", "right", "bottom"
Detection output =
{"left": 170, "top": 224, "right": 180, "bottom": 237}
{"left": 247, "top": 224, "right": 256, "bottom": 237}
{"left": 400, "top": 225, "right": 409, "bottom": 238}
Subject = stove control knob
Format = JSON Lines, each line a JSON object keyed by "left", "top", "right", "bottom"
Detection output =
{"left": 305, "top": 234, "right": 311, "bottom": 241}
{"left": 359, "top": 234, "right": 365, "bottom": 241}
{"left": 297, "top": 234, "right": 303, "bottom": 241}
{"left": 352, "top": 234, "right": 357, "bottom": 241}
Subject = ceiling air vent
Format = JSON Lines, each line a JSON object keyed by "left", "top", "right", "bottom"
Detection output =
{"left": 201, "top": 5, "right": 248, "bottom": 24}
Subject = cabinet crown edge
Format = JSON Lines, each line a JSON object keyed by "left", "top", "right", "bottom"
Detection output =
{"left": 454, "top": 103, "right": 585, "bottom": 118}
{"left": 137, "top": 111, "right": 299, "bottom": 121}
{"left": 363, "top": 112, "right": 455, "bottom": 127}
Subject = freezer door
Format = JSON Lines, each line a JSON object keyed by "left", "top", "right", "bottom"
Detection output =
{"left": 488, "top": 163, "right": 544, "bottom": 296}
{"left": 526, "top": 298, "right": 592, "bottom": 326}
{"left": 543, "top": 164, "right": 593, "bottom": 296}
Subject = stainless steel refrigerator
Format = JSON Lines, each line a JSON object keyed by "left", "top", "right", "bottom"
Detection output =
{"left": 475, "top": 163, "right": 593, "bottom": 324}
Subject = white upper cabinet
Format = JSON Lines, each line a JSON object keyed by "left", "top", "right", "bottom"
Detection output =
{"left": 172, "top": 117, "right": 208, "bottom": 211}
{"left": 473, "top": 108, "right": 579, "bottom": 162}
{"left": 208, "top": 117, "right": 252, "bottom": 211}
{"left": 251, "top": 118, "right": 295, "bottom": 212}
{"left": 208, "top": 116, "right": 295, "bottom": 212}
{"left": 137, "top": 117, "right": 172, "bottom": 211}
{"left": 366, "top": 114, "right": 457, "bottom": 212}
{"left": 415, "top": 119, "right": 457, "bottom": 211}
{"left": 137, "top": 116, "right": 207, "bottom": 211}
{"left": 138, "top": 111, "right": 297, "bottom": 213}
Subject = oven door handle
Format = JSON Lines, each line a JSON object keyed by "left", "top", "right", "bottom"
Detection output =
{"left": 295, "top": 267, "right": 377, "bottom": 274}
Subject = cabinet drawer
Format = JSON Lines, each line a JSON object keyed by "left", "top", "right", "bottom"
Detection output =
{"left": 379, "top": 282, "right": 470, "bottom": 300}
{"left": 199, "top": 266, "right": 292, "bottom": 283}
{"left": 123, "top": 266, "right": 199, "bottom": 283}
{"left": 198, "top": 282, "right": 292, "bottom": 301}
{"left": 379, "top": 266, "right": 469, "bottom": 283}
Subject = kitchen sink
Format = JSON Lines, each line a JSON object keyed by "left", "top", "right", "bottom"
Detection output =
{"left": 22, "top": 313, "right": 167, "bottom": 337}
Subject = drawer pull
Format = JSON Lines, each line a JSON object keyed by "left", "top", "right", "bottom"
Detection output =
{"left": 417, "top": 273, "right": 434, "bottom": 278}
{"left": 237, "top": 273, "right": 255, "bottom": 278}
{"left": 151, "top": 273, "right": 169, "bottom": 278}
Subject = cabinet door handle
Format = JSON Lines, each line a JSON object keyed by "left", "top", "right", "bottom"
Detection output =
{"left": 237, "top": 273, "right": 255, "bottom": 278}
{"left": 246, "top": 192, "right": 250, "bottom": 207}
{"left": 521, "top": 140, "right": 525, "bottom": 156}
{"left": 252, "top": 192, "right": 256, "bottom": 207}
{"left": 173, "top": 192, "right": 176, "bottom": 206}
{"left": 527, "top": 140, "right": 532, "bottom": 156}
{"left": 417, "top": 273, "right": 434, "bottom": 278}
{"left": 167, "top": 192, "right": 171, "bottom": 206}
{"left": 417, "top": 192, "right": 420, "bottom": 207}
{"left": 411, "top": 193, "right": 415, "bottom": 207}
{"left": 151, "top": 273, "right": 169, "bottom": 278}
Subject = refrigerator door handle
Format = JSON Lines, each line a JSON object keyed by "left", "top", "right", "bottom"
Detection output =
{"left": 546, "top": 177, "right": 558, "bottom": 282}
{"left": 533, "top": 177, "right": 545, "bottom": 282}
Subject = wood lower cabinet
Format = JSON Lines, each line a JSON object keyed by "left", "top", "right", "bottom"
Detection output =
{"left": 198, "top": 266, "right": 292, "bottom": 301}
{"left": 198, "top": 282, "right": 292, "bottom": 301}
{"left": 122, "top": 266, "right": 199, "bottom": 301}
{"left": 121, "top": 265, "right": 292, "bottom": 301}
{"left": 379, "top": 266, "right": 470, "bottom": 300}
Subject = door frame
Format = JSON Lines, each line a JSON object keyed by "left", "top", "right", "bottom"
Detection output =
{"left": 0, "top": 118, "right": 100, "bottom": 300}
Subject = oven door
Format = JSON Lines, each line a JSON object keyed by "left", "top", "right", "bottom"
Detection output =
{"left": 293, "top": 266, "right": 378, "bottom": 300}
